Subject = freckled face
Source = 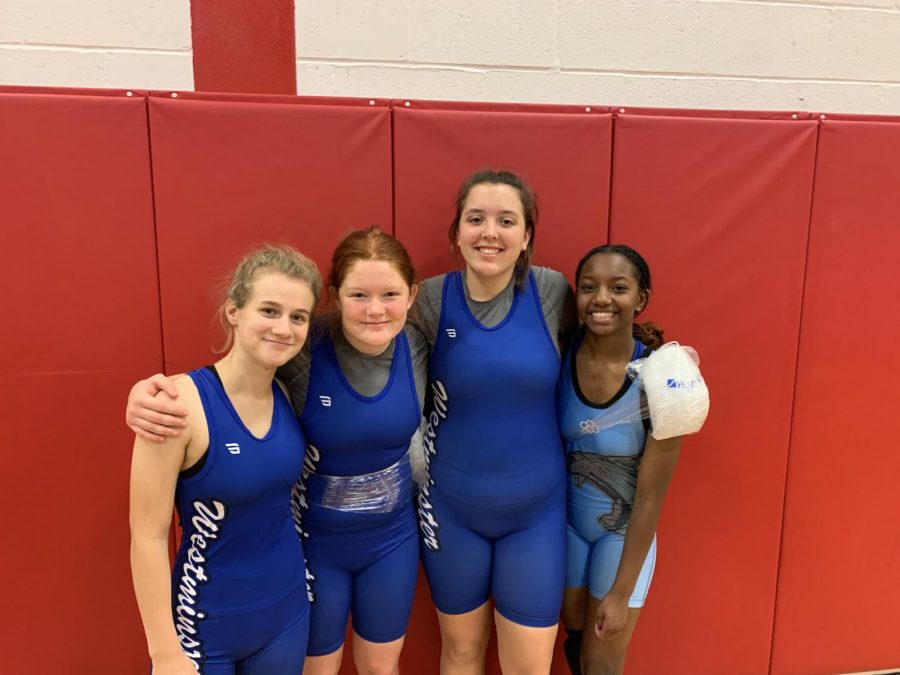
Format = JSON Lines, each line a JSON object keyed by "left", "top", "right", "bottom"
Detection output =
{"left": 576, "top": 253, "right": 647, "bottom": 337}
{"left": 456, "top": 183, "right": 530, "bottom": 283}
{"left": 337, "top": 259, "right": 417, "bottom": 355}
{"left": 227, "top": 271, "right": 316, "bottom": 367}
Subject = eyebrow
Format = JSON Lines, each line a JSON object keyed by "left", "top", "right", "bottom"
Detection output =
{"left": 343, "top": 285, "right": 405, "bottom": 292}
{"left": 463, "top": 208, "right": 519, "bottom": 216}
{"left": 579, "top": 275, "right": 632, "bottom": 282}
{"left": 259, "top": 300, "right": 310, "bottom": 314}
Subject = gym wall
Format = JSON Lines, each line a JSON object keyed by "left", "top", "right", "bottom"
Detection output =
{"left": 1, "top": 85, "right": 897, "bottom": 675}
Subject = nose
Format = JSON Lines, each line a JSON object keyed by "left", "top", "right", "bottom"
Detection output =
{"left": 482, "top": 219, "right": 500, "bottom": 239}
{"left": 366, "top": 297, "right": 385, "bottom": 316}
{"left": 271, "top": 315, "right": 291, "bottom": 336}
{"left": 592, "top": 287, "right": 611, "bottom": 305}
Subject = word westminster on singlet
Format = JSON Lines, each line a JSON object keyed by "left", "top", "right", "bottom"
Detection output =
{"left": 175, "top": 498, "right": 228, "bottom": 671}
{"left": 417, "top": 379, "right": 448, "bottom": 551}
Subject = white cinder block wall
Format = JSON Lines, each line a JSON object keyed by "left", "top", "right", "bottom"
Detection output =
{"left": 297, "top": 0, "right": 900, "bottom": 114}
{"left": 0, "top": 0, "right": 194, "bottom": 90}
{"left": 2, "top": 0, "right": 900, "bottom": 113}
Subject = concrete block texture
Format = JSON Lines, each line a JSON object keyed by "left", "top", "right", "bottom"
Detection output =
{"left": 0, "top": 45, "right": 194, "bottom": 90}
{"left": 298, "top": 62, "right": 486, "bottom": 100}
{"left": 408, "top": 0, "right": 556, "bottom": 67}
{"left": 484, "top": 68, "right": 900, "bottom": 114}
{"left": 0, "top": 0, "right": 191, "bottom": 50}
{"left": 826, "top": 8, "right": 900, "bottom": 81}
{"left": 696, "top": 2, "right": 832, "bottom": 78}
{"left": 558, "top": 0, "right": 700, "bottom": 73}
{"left": 296, "top": 0, "right": 407, "bottom": 61}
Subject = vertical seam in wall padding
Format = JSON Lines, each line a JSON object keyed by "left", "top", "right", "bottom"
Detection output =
{"left": 767, "top": 119, "right": 823, "bottom": 675}
{"left": 144, "top": 95, "right": 178, "bottom": 561}
{"left": 390, "top": 104, "right": 397, "bottom": 238}
{"left": 605, "top": 113, "right": 617, "bottom": 244}
{"left": 143, "top": 97, "right": 168, "bottom": 375}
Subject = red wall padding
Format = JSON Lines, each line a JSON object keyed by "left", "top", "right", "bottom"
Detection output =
{"left": 609, "top": 114, "right": 819, "bottom": 675}
{"left": 147, "top": 93, "right": 400, "bottom": 675}
{"left": 0, "top": 90, "right": 162, "bottom": 673}
{"left": 770, "top": 120, "right": 900, "bottom": 675}
{"left": 148, "top": 92, "right": 393, "bottom": 370}
{"left": 393, "top": 102, "right": 613, "bottom": 283}
{"left": 4, "top": 86, "right": 899, "bottom": 675}
{"left": 393, "top": 102, "right": 613, "bottom": 674}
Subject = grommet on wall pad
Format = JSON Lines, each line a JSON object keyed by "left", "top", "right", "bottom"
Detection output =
{"left": 369, "top": 100, "right": 375, "bottom": 106}
{"left": 126, "top": 91, "right": 134, "bottom": 97}
{"left": 171, "top": 92, "right": 179, "bottom": 98}
{"left": 404, "top": 101, "right": 410, "bottom": 107}
{"left": 619, "top": 108, "right": 626, "bottom": 113}
{"left": 819, "top": 114, "right": 826, "bottom": 120}
{"left": 585, "top": 107, "right": 591, "bottom": 112}
{"left": 791, "top": 113, "right": 798, "bottom": 119}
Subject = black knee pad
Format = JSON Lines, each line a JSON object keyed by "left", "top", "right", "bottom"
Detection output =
{"left": 563, "top": 627, "right": 583, "bottom": 675}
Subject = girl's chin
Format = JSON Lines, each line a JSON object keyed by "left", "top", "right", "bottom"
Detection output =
{"left": 465, "top": 258, "right": 516, "bottom": 278}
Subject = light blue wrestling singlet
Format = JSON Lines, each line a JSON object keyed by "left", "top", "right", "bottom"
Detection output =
{"left": 559, "top": 330, "right": 656, "bottom": 607}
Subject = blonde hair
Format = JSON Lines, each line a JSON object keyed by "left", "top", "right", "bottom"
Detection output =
{"left": 217, "top": 244, "right": 322, "bottom": 352}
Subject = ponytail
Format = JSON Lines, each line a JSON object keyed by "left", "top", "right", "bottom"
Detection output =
{"left": 633, "top": 321, "right": 664, "bottom": 349}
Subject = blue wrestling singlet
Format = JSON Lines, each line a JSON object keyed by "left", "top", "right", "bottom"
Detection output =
{"left": 559, "top": 330, "right": 656, "bottom": 606}
{"left": 296, "top": 330, "right": 421, "bottom": 655}
{"left": 172, "top": 367, "right": 309, "bottom": 674}
{"left": 419, "top": 270, "right": 566, "bottom": 627}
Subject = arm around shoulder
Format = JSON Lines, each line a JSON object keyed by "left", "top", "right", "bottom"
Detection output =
{"left": 126, "top": 372, "right": 190, "bottom": 443}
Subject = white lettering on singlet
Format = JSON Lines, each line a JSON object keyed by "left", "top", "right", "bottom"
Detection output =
{"left": 290, "top": 443, "right": 320, "bottom": 602}
{"left": 417, "top": 380, "right": 449, "bottom": 551}
{"left": 175, "top": 498, "right": 227, "bottom": 671}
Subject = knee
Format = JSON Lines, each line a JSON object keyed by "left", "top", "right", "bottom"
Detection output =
{"left": 442, "top": 632, "right": 490, "bottom": 666}
{"left": 355, "top": 659, "right": 398, "bottom": 675}
{"left": 582, "top": 654, "right": 626, "bottom": 675}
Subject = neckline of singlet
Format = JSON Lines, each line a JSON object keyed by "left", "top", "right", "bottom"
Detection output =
{"left": 455, "top": 269, "right": 522, "bottom": 332}
{"left": 570, "top": 330, "right": 647, "bottom": 410}
{"left": 327, "top": 331, "right": 402, "bottom": 403}
{"left": 202, "top": 364, "right": 280, "bottom": 442}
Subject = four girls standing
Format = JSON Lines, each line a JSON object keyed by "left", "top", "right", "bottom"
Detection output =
{"left": 127, "top": 170, "right": 684, "bottom": 675}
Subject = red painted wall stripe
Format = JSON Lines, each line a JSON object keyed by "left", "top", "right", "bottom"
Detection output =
{"left": 190, "top": 0, "right": 296, "bottom": 95}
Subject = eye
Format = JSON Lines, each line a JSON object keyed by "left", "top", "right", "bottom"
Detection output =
{"left": 347, "top": 292, "right": 366, "bottom": 299}
{"left": 261, "top": 307, "right": 278, "bottom": 316}
{"left": 384, "top": 291, "right": 402, "bottom": 299}
{"left": 578, "top": 284, "right": 595, "bottom": 293}
{"left": 499, "top": 217, "right": 517, "bottom": 227}
{"left": 467, "top": 215, "right": 484, "bottom": 225}
{"left": 611, "top": 285, "right": 629, "bottom": 293}
{"left": 290, "top": 313, "right": 308, "bottom": 324}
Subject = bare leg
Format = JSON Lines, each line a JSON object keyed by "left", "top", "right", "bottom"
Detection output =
{"left": 436, "top": 603, "right": 492, "bottom": 675}
{"left": 495, "top": 610, "right": 558, "bottom": 675}
{"left": 351, "top": 632, "right": 405, "bottom": 675}
{"left": 303, "top": 646, "right": 344, "bottom": 675}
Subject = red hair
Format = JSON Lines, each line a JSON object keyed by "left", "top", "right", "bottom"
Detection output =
{"left": 329, "top": 225, "right": 416, "bottom": 294}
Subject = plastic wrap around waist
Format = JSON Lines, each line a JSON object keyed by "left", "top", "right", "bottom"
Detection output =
{"left": 304, "top": 451, "right": 414, "bottom": 514}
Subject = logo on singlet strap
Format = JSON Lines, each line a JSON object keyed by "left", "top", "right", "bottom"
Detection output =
{"left": 445, "top": 328, "right": 457, "bottom": 338}
{"left": 225, "top": 442, "right": 241, "bottom": 454}
{"left": 319, "top": 395, "right": 332, "bottom": 407}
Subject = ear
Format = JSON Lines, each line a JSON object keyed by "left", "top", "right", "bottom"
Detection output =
{"left": 407, "top": 283, "right": 419, "bottom": 309}
{"left": 636, "top": 289, "right": 650, "bottom": 315}
{"left": 225, "top": 300, "right": 239, "bottom": 326}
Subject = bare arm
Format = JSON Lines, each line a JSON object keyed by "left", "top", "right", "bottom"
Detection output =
{"left": 129, "top": 378, "right": 198, "bottom": 674}
{"left": 125, "top": 374, "right": 188, "bottom": 443}
{"left": 595, "top": 435, "right": 682, "bottom": 640}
